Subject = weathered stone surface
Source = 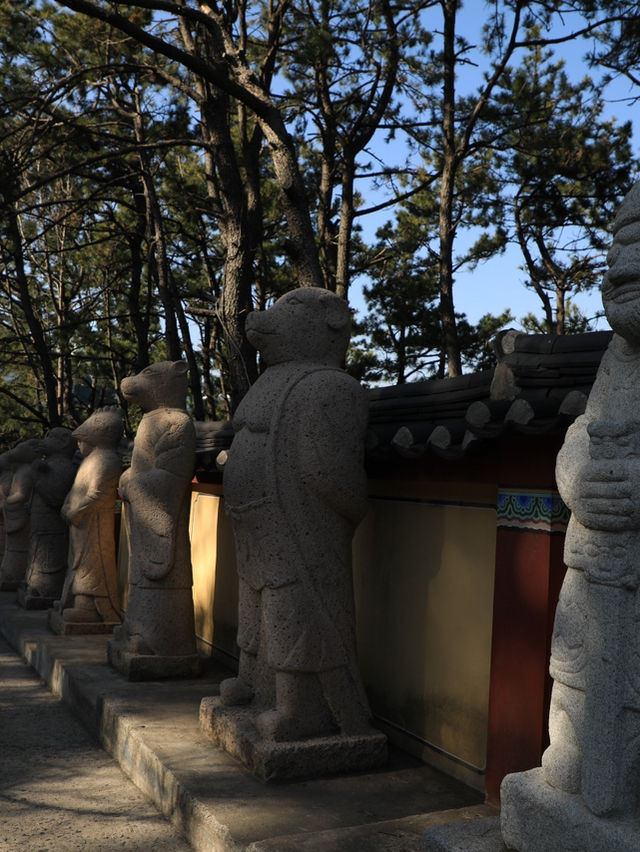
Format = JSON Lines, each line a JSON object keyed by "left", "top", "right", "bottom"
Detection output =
{"left": 202, "top": 287, "right": 386, "bottom": 779}
{"left": 49, "top": 407, "right": 124, "bottom": 636}
{"left": 423, "top": 816, "right": 505, "bottom": 851}
{"left": 200, "top": 697, "right": 387, "bottom": 782}
{"left": 108, "top": 361, "right": 200, "bottom": 680}
{"left": 501, "top": 769, "right": 640, "bottom": 852}
{"left": 500, "top": 181, "right": 640, "bottom": 847}
{"left": 18, "top": 429, "right": 77, "bottom": 609}
{"left": 0, "top": 439, "right": 40, "bottom": 591}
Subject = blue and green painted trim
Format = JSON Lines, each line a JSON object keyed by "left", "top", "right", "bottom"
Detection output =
{"left": 497, "top": 489, "right": 570, "bottom": 534}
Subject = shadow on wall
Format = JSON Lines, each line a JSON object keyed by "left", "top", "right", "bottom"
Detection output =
{"left": 352, "top": 484, "right": 497, "bottom": 790}
{"left": 117, "top": 480, "right": 497, "bottom": 791}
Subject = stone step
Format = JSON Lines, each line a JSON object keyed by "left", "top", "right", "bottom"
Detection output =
{"left": 0, "top": 592, "right": 496, "bottom": 851}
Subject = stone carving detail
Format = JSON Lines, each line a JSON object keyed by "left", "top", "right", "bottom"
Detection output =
{"left": 0, "top": 439, "right": 40, "bottom": 591}
{"left": 50, "top": 407, "right": 124, "bottom": 634}
{"left": 18, "top": 429, "right": 77, "bottom": 609}
{"left": 108, "top": 361, "right": 199, "bottom": 680}
{"left": 501, "top": 181, "right": 640, "bottom": 851}
{"left": 200, "top": 287, "right": 387, "bottom": 780}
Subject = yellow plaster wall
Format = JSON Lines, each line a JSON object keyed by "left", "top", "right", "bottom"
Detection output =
{"left": 188, "top": 486, "right": 239, "bottom": 664}
{"left": 141, "top": 480, "right": 497, "bottom": 787}
{"left": 352, "top": 482, "right": 497, "bottom": 788}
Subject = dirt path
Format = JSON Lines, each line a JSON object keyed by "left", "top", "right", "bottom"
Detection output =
{"left": 0, "top": 634, "right": 192, "bottom": 852}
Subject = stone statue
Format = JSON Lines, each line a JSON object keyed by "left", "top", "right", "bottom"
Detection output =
{"left": 108, "top": 361, "right": 199, "bottom": 680}
{"left": 501, "top": 182, "right": 640, "bottom": 850}
{"left": 200, "top": 287, "right": 386, "bottom": 780}
{"left": 50, "top": 407, "right": 124, "bottom": 634}
{"left": 18, "top": 428, "right": 77, "bottom": 609}
{"left": 0, "top": 439, "right": 40, "bottom": 591}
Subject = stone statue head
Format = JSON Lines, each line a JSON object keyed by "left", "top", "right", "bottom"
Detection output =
{"left": 72, "top": 407, "right": 124, "bottom": 455}
{"left": 120, "top": 361, "right": 189, "bottom": 411}
{"left": 602, "top": 180, "right": 640, "bottom": 344}
{"left": 41, "top": 427, "right": 77, "bottom": 460}
{"left": 6, "top": 438, "right": 41, "bottom": 467}
{"left": 245, "top": 287, "right": 351, "bottom": 367}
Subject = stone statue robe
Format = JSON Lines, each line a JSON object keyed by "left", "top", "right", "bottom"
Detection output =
{"left": 547, "top": 332, "right": 640, "bottom": 816}
{"left": 224, "top": 361, "right": 369, "bottom": 683}
{"left": 118, "top": 407, "right": 196, "bottom": 656}
{"left": 60, "top": 446, "right": 121, "bottom": 617}
{"left": 23, "top": 452, "right": 76, "bottom": 601}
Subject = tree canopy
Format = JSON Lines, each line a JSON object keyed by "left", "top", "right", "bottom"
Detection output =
{"left": 0, "top": 0, "right": 638, "bottom": 443}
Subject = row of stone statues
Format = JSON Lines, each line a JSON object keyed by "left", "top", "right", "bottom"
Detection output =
{"left": 0, "top": 286, "right": 384, "bottom": 779}
{"left": 0, "top": 414, "right": 125, "bottom": 623}
{"left": 4, "top": 183, "right": 640, "bottom": 806}
{"left": 0, "top": 427, "right": 80, "bottom": 608}
{"left": 0, "top": 363, "right": 199, "bottom": 675}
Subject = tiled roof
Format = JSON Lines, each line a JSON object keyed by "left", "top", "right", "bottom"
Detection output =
{"left": 365, "top": 330, "right": 612, "bottom": 461}
{"left": 194, "top": 330, "right": 612, "bottom": 469}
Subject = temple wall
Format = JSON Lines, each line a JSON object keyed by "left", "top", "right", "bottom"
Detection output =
{"left": 182, "top": 477, "right": 496, "bottom": 790}
{"left": 353, "top": 480, "right": 497, "bottom": 790}
{"left": 114, "top": 437, "right": 564, "bottom": 798}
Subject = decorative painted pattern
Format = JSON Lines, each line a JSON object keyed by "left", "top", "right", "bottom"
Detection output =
{"left": 497, "top": 489, "right": 570, "bottom": 534}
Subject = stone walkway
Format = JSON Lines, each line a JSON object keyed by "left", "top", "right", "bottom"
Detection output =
{"left": 0, "top": 633, "right": 191, "bottom": 852}
{"left": 0, "top": 594, "right": 497, "bottom": 851}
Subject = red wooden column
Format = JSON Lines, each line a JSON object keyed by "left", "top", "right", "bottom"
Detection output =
{"left": 484, "top": 487, "right": 568, "bottom": 805}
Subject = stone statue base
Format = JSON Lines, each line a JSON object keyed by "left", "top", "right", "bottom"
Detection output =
{"left": 48, "top": 605, "right": 120, "bottom": 636}
{"left": 199, "top": 696, "right": 388, "bottom": 782}
{"left": 500, "top": 768, "right": 640, "bottom": 852}
{"left": 107, "top": 638, "right": 201, "bottom": 681}
{"left": 16, "top": 586, "right": 57, "bottom": 610}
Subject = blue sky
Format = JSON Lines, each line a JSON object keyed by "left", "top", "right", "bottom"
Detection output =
{"left": 349, "top": 4, "right": 637, "bottom": 334}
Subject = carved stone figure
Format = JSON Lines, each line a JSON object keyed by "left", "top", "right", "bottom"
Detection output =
{"left": 0, "top": 439, "right": 40, "bottom": 591}
{"left": 49, "top": 408, "right": 124, "bottom": 635}
{"left": 18, "top": 429, "right": 77, "bottom": 609}
{"left": 200, "top": 287, "right": 387, "bottom": 780}
{"left": 501, "top": 182, "right": 640, "bottom": 850}
{"left": 108, "top": 361, "right": 199, "bottom": 680}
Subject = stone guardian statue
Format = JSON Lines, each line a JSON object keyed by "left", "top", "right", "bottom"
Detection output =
{"left": 108, "top": 361, "right": 199, "bottom": 680}
{"left": 0, "top": 439, "right": 40, "bottom": 591}
{"left": 200, "top": 287, "right": 387, "bottom": 780}
{"left": 50, "top": 407, "right": 124, "bottom": 634}
{"left": 18, "top": 428, "right": 77, "bottom": 609}
{"left": 501, "top": 181, "right": 640, "bottom": 851}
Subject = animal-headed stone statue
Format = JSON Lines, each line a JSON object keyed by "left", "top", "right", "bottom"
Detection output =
{"left": 219, "top": 287, "right": 378, "bottom": 748}
{"left": 108, "top": 361, "right": 199, "bottom": 679}
{"left": 0, "top": 439, "right": 40, "bottom": 591}
{"left": 52, "top": 407, "right": 124, "bottom": 632}
{"left": 19, "top": 428, "right": 77, "bottom": 608}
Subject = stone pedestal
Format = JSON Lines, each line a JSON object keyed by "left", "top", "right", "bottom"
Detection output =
{"left": 48, "top": 604, "right": 119, "bottom": 636}
{"left": 500, "top": 768, "right": 640, "bottom": 852}
{"left": 200, "top": 696, "right": 387, "bottom": 782}
{"left": 0, "top": 579, "right": 19, "bottom": 591}
{"left": 16, "top": 586, "right": 56, "bottom": 610}
{"left": 108, "top": 639, "right": 200, "bottom": 681}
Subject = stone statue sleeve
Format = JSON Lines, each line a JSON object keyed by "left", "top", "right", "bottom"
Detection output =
{"left": 32, "top": 458, "right": 76, "bottom": 509}
{"left": 295, "top": 373, "right": 369, "bottom": 525}
{"left": 555, "top": 344, "right": 613, "bottom": 515}
{"left": 125, "top": 415, "right": 195, "bottom": 581}
{"left": 152, "top": 416, "right": 197, "bottom": 478}
{"left": 63, "top": 454, "right": 120, "bottom": 525}
{"left": 555, "top": 414, "right": 590, "bottom": 513}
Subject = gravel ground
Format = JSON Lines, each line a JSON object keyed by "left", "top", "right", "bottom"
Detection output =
{"left": 0, "top": 634, "right": 192, "bottom": 852}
